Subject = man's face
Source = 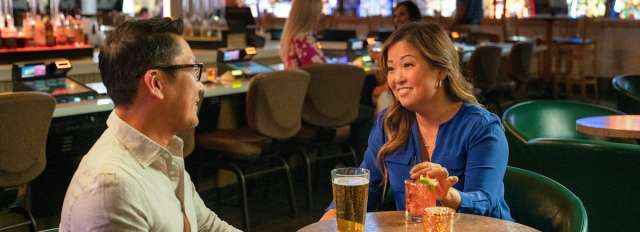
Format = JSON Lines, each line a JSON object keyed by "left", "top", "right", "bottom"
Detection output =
{"left": 162, "top": 37, "right": 204, "bottom": 131}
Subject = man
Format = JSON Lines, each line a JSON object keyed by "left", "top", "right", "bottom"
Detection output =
{"left": 60, "top": 18, "right": 240, "bottom": 232}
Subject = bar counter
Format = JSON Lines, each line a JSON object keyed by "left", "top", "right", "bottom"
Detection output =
{"left": 0, "top": 41, "right": 283, "bottom": 82}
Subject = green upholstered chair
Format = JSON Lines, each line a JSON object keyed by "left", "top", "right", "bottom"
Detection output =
{"left": 502, "top": 100, "right": 624, "bottom": 143}
{"left": 502, "top": 100, "right": 640, "bottom": 231}
{"left": 504, "top": 166, "right": 587, "bottom": 232}
{"left": 612, "top": 74, "right": 640, "bottom": 114}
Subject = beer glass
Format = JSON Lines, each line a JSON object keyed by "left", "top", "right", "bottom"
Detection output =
{"left": 331, "top": 167, "right": 369, "bottom": 232}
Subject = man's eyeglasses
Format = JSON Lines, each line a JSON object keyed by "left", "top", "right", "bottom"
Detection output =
{"left": 151, "top": 63, "right": 204, "bottom": 81}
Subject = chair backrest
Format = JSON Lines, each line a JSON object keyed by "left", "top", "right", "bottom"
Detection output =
{"left": 301, "top": 64, "right": 366, "bottom": 128}
{"left": 246, "top": 70, "right": 310, "bottom": 139}
{"left": 504, "top": 166, "right": 588, "bottom": 232}
{"left": 612, "top": 74, "right": 640, "bottom": 114}
{"left": 508, "top": 140, "right": 640, "bottom": 232}
{"left": 508, "top": 42, "right": 534, "bottom": 82}
{"left": 468, "top": 45, "right": 502, "bottom": 90}
{"left": 0, "top": 92, "right": 55, "bottom": 187}
{"left": 502, "top": 100, "right": 623, "bottom": 142}
{"left": 468, "top": 31, "right": 501, "bottom": 43}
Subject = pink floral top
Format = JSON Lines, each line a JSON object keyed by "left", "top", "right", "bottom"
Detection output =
{"left": 282, "top": 33, "right": 326, "bottom": 70}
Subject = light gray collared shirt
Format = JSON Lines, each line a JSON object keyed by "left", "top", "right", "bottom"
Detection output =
{"left": 60, "top": 111, "right": 240, "bottom": 232}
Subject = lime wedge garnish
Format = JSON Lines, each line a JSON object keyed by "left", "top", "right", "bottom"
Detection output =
{"left": 418, "top": 175, "right": 438, "bottom": 192}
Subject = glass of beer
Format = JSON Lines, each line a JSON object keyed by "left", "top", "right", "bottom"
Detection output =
{"left": 331, "top": 167, "right": 369, "bottom": 232}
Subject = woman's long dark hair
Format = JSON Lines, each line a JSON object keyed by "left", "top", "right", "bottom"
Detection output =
{"left": 396, "top": 1, "right": 422, "bottom": 22}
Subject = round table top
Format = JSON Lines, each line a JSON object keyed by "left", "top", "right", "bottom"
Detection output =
{"left": 297, "top": 211, "right": 540, "bottom": 232}
{"left": 576, "top": 115, "right": 640, "bottom": 139}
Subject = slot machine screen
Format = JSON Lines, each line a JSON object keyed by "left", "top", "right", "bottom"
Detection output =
{"left": 351, "top": 40, "right": 364, "bottom": 50}
{"left": 20, "top": 64, "right": 47, "bottom": 79}
{"left": 224, "top": 50, "right": 241, "bottom": 62}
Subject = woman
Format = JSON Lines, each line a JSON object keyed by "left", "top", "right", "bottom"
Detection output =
{"left": 392, "top": 1, "right": 422, "bottom": 29}
{"left": 323, "top": 22, "right": 512, "bottom": 220}
{"left": 373, "top": 1, "right": 423, "bottom": 113}
{"left": 279, "top": 0, "right": 325, "bottom": 70}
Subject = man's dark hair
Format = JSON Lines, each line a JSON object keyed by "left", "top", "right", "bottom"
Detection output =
{"left": 99, "top": 17, "right": 184, "bottom": 106}
{"left": 396, "top": 1, "right": 422, "bottom": 22}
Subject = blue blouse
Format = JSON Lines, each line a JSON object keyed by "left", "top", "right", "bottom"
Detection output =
{"left": 361, "top": 103, "right": 512, "bottom": 220}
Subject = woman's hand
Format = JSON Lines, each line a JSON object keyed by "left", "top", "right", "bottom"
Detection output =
{"left": 319, "top": 209, "right": 337, "bottom": 221}
{"left": 409, "top": 162, "right": 459, "bottom": 200}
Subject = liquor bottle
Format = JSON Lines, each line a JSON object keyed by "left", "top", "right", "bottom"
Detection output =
{"left": 34, "top": 15, "right": 46, "bottom": 46}
{"left": 73, "top": 16, "right": 84, "bottom": 45}
{"left": 44, "top": 16, "right": 55, "bottom": 46}
{"left": 65, "top": 15, "right": 75, "bottom": 44}
{"left": 22, "top": 14, "right": 32, "bottom": 37}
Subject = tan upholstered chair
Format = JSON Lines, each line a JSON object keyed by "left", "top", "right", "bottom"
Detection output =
{"left": 467, "top": 45, "right": 509, "bottom": 113}
{"left": 196, "top": 70, "right": 310, "bottom": 231}
{"left": 296, "top": 63, "right": 366, "bottom": 208}
{"left": 0, "top": 92, "right": 55, "bottom": 232}
{"left": 507, "top": 42, "right": 534, "bottom": 100}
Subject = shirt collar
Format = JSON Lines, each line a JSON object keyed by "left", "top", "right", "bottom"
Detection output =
{"left": 106, "top": 111, "right": 184, "bottom": 167}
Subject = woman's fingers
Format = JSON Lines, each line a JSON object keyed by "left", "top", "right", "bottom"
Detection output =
{"left": 410, "top": 162, "right": 446, "bottom": 179}
{"left": 410, "top": 162, "right": 440, "bottom": 174}
{"left": 426, "top": 166, "right": 448, "bottom": 179}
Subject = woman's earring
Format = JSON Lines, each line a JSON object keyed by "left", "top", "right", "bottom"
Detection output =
{"left": 437, "top": 79, "right": 442, "bottom": 88}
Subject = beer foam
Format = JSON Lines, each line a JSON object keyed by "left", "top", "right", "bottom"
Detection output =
{"left": 333, "top": 177, "right": 369, "bottom": 186}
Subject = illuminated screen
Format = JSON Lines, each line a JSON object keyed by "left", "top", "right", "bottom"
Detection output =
{"left": 227, "top": 62, "right": 273, "bottom": 75}
{"left": 614, "top": 0, "right": 640, "bottom": 19}
{"left": 351, "top": 40, "right": 364, "bottom": 50}
{"left": 86, "top": 82, "right": 108, "bottom": 95}
{"left": 21, "top": 64, "right": 47, "bottom": 78}
{"left": 326, "top": 56, "right": 349, "bottom": 64}
{"left": 568, "top": 0, "right": 606, "bottom": 17}
{"left": 224, "top": 50, "right": 241, "bottom": 62}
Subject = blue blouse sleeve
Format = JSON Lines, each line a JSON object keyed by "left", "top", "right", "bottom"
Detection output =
{"left": 457, "top": 119, "right": 509, "bottom": 216}
{"left": 326, "top": 113, "right": 386, "bottom": 212}
{"left": 360, "top": 113, "right": 386, "bottom": 212}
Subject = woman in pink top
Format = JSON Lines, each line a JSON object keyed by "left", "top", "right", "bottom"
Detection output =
{"left": 279, "top": 0, "right": 326, "bottom": 70}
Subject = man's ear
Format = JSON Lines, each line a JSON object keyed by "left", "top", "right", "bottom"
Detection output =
{"left": 142, "top": 69, "right": 165, "bottom": 100}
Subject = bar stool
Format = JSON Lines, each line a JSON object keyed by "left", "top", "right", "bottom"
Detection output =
{"left": 551, "top": 42, "right": 598, "bottom": 99}
{"left": 551, "top": 17, "right": 598, "bottom": 99}
{"left": 0, "top": 92, "right": 55, "bottom": 232}
{"left": 195, "top": 70, "right": 310, "bottom": 231}
{"left": 295, "top": 64, "right": 365, "bottom": 209}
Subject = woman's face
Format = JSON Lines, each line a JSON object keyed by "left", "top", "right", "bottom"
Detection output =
{"left": 393, "top": 5, "right": 410, "bottom": 28}
{"left": 386, "top": 40, "right": 445, "bottom": 111}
